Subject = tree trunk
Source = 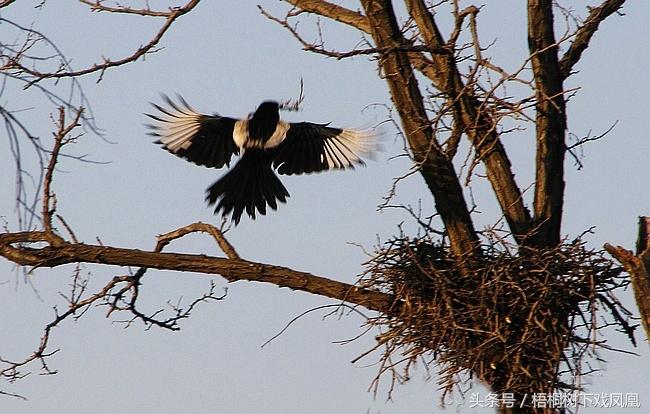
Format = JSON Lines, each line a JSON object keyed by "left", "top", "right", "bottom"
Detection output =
{"left": 527, "top": 0, "right": 567, "bottom": 248}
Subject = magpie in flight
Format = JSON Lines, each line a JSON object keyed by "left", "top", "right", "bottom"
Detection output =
{"left": 146, "top": 96, "right": 375, "bottom": 224}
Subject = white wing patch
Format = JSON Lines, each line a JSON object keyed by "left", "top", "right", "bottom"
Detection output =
{"left": 265, "top": 121, "right": 290, "bottom": 149}
{"left": 321, "top": 128, "right": 375, "bottom": 169}
{"left": 233, "top": 119, "right": 248, "bottom": 149}
{"left": 234, "top": 119, "right": 290, "bottom": 149}
{"left": 149, "top": 100, "right": 203, "bottom": 153}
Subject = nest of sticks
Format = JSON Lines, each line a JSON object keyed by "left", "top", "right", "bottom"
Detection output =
{"left": 360, "top": 231, "right": 636, "bottom": 404}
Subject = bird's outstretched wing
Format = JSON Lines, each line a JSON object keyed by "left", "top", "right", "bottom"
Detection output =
{"left": 146, "top": 95, "right": 239, "bottom": 169}
{"left": 272, "top": 122, "right": 375, "bottom": 175}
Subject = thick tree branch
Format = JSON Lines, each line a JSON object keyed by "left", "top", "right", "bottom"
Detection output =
{"left": 605, "top": 216, "right": 650, "bottom": 344}
{"left": 283, "top": 0, "right": 371, "bottom": 32}
{"left": 360, "top": 0, "right": 478, "bottom": 258}
{"left": 559, "top": 0, "right": 627, "bottom": 79}
{"left": 528, "top": 0, "right": 567, "bottom": 248}
{"left": 404, "top": 0, "right": 532, "bottom": 243}
{"left": 277, "top": 2, "right": 532, "bottom": 244}
{"left": 0, "top": 231, "right": 395, "bottom": 314}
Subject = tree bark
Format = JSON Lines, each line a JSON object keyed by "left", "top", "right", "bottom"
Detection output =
{"left": 527, "top": 0, "right": 567, "bottom": 248}
{"left": 605, "top": 216, "right": 650, "bottom": 344}
{"left": 404, "top": 0, "right": 532, "bottom": 243}
{"left": 0, "top": 231, "right": 395, "bottom": 314}
{"left": 559, "top": 0, "right": 627, "bottom": 79}
{"left": 360, "top": 0, "right": 478, "bottom": 258}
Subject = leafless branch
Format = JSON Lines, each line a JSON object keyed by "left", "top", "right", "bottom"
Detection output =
{"left": 78, "top": 0, "right": 187, "bottom": 17}
{"left": 41, "top": 107, "right": 83, "bottom": 244}
{"left": 559, "top": 0, "right": 627, "bottom": 79}
{"left": 155, "top": 222, "right": 240, "bottom": 260}
{"left": 566, "top": 121, "right": 618, "bottom": 169}
{"left": 259, "top": 5, "right": 450, "bottom": 60}
{"left": 0, "top": 232, "right": 395, "bottom": 313}
{"left": 5, "top": 0, "right": 201, "bottom": 85}
{"left": 281, "top": 0, "right": 371, "bottom": 33}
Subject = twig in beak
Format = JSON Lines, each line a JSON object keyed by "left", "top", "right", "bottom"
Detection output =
{"left": 279, "top": 78, "right": 304, "bottom": 112}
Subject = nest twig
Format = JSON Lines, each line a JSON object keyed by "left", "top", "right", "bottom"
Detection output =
{"left": 359, "top": 230, "right": 636, "bottom": 411}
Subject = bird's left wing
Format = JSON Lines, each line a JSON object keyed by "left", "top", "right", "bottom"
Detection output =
{"left": 272, "top": 122, "right": 375, "bottom": 175}
{"left": 146, "top": 95, "right": 239, "bottom": 169}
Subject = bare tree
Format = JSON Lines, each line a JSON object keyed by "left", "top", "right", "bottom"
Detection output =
{"left": 0, "top": 1, "right": 645, "bottom": 413}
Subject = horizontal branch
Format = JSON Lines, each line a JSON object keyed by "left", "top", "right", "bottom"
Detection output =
{"left": 0, "top": 232, "right": 395, "bottom": 314}
{"left": 78, "top": 0, "right": 185, "bottom": 17}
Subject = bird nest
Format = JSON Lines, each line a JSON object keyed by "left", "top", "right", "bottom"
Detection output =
{"left": 359, "top": 232, "right": 636, "bottom": 408}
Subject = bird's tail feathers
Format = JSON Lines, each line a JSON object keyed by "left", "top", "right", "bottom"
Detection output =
{"left": 206, "top": 151, "right": 289, "bottom": 224}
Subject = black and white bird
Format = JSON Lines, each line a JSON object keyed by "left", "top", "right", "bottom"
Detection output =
{"left": 146, "top": 96, "right": 375, "bottom": 224}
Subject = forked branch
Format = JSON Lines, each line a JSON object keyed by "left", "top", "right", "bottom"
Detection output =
{"left": 5, "top": 0, "right": 201, "bottom": 84}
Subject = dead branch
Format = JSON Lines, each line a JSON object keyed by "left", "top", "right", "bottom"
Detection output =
{"left": 77, "top": 0, "right": 187, "bottom": 17}
{"left": 566, "top": 121, "right": 618, "bottom": 169}
{"left": 0, "top": 104, "right": 46, "bottom": 230}
{"left": 6, "top": 0, "right": 201, "bottom": 85}
{"left": 259, "top": 5, "right": 450, "bottom": 60}
{"left": 282, "top": 0, "right": 371, "bottom": 33}
{"left": 559, "top": 0, "right": 627, "bottom": 79}
{"left": 278, "top": 78, "right": 305, "bottom": 113}
{"left": 0, "top": 231, "right": 394, "bottom": 314}
{"left": 605, "top": 216, "right": 650, "bottom": 343}
{"left": 156, "top": 222, "right": 240, "bottom": 260}
{"left": 275, "top": 0, "right": 531, "bottom": 246}
{"left": 42, "top": 108, "right": 84, "bottom": 245}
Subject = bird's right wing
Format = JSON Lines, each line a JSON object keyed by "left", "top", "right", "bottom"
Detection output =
{"left": 146, "top": 95, "right": 239, "bottom": 169}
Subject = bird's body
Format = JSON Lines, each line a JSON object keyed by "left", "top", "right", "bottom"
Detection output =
{"left": 147, "top": 96, "right": 375, "bottom": 224}
{"left": 232, "top": 102, "right": 290, "bottom": 150}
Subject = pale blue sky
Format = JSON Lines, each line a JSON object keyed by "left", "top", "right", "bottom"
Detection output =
{"left": 1, "top": 1, "right": 648, "bottom": 413}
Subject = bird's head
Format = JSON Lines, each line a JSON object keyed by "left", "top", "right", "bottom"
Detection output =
{"left": 251, "top": 101, "right": 280, "bottom": 122}
{"left": 256, "top": 101, "right": 280, "bottom": 114}
{"left": 250, "top": 101, "right": 280, "bottom": 127}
